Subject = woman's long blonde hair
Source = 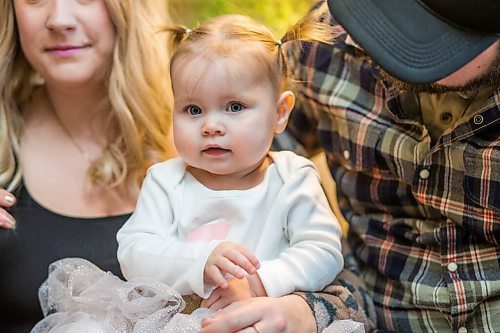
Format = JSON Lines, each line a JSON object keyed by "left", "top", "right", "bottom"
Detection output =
{"left": 0, "top": 0, "right": 173, "bottom": 195}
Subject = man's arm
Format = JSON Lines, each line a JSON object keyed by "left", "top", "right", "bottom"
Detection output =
{"left": 294, "top": 238, "right": 376, "bottom": 332}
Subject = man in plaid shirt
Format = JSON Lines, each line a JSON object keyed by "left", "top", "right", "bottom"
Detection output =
{"left": 286, "top": 0, "right": 500, "bottom": 332}
{"left": 200, "top": 1, "right": 499, "bottom": 332}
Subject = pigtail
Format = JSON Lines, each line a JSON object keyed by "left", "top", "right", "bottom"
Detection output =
{"left": 161, "top": 24, "right": 193, "bottom": 51}
{"left": 276, "top": 1, "right": 336, "bottom": 86}
{"left": 280, "top": 1, "right": 334, "bottom": 45}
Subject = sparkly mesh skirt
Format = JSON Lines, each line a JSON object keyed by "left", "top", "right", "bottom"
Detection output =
{"left": 31, "top": 258, "right": 213, "bottom": 333}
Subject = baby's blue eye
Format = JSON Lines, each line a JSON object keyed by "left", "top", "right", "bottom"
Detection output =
{"left": 185, "top": 105, "right": 202, "bottom": 115}
{"left": 228, "top": 102, "right": 244, "bottom": 113}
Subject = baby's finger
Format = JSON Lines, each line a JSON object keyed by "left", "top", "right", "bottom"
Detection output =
{"left": 206, "top": 265, "right": 229, "bottom": 289}
{"left": 237, "top": 246, "right": 261, "bottom": 270}
{"left": 225, "top": 248, "right": 260, "bottom": 275}
{"left": 216, "top": 256, "right": 246, "bottom": 279}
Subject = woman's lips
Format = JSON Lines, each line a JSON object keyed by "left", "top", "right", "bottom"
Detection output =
{"left": 46, "top": 45, "right": 88, "bottom": 57}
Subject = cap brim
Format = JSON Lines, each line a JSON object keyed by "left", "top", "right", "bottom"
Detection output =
{"left": 328, "top": 0, "right": 498, "bottom": 84}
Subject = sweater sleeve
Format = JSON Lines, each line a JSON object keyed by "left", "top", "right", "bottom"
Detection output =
{"left": 116, "top": 164, "right": 221, "bottom": 297}
{"left": 256, "top": 155, "right": 344, "bottom": 298}
{"left": 294, "top": 238, "right": 377, "bottom": 332}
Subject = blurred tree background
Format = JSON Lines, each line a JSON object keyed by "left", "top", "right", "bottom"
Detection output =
{"left": 168, "top": 0, "right": 314, "bottom": 36}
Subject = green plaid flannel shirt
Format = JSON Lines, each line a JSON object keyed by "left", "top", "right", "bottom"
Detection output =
{"left": 286, "top": 9, "right": 500, "bottom": 332}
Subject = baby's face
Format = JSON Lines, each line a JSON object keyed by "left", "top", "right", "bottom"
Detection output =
{"left": 171, "top": 56, "right": 281, "bottom": 179}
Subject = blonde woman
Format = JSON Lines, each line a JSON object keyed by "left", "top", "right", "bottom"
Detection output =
{"left": 0, "top": 0, "right": 174, "bottom": 331}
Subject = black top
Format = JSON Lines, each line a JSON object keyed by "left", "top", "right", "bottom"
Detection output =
{"left": 0, "top": 185, "right": 130, "bottom": 332}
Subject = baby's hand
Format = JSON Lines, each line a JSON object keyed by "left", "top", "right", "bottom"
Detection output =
{"left": 204, "top": 241, "right": 260, "bottom": 289}
{"left": 200, "top": 276, "right": 257, "bottom": 310}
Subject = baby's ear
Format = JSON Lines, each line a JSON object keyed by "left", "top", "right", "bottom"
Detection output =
{"left": 274, "top": 91, "right": 295, "bottom": 134}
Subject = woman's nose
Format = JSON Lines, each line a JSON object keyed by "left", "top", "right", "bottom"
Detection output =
{"left": 45, "top": 0, "right": 77, "bottom": 32}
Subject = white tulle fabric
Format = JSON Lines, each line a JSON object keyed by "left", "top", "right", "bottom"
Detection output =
{"left": 323, "top": 320, "right": 365, "bottom": 333}
{"left": 31, "top": 258, "right": 213, "bottom": 333}
{"left": 31, "top": 258, "right": 364, "bottom": 333}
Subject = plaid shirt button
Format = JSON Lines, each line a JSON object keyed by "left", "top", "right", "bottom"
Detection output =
{"left": 447, "top": 262, "right": 458, "bottom": 273}
{"left": 458, "top": 326, "right": 468, "bottom": 333}
{"left": 343, "top": 150, "right": 350, "bottom": 160}
{"left": 419, "top": 168, "right": 430, "bottom": 180}
{"left": 473, "top": 115, "right": 484, "bottom": 125}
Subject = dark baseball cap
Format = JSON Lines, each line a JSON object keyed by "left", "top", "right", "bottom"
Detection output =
{"left": 327, "top": 0, "right": 500, "bottom": 83}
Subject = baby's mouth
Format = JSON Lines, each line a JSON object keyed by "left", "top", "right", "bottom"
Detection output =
{"left": 202, "top": 147, "right": 231, "bottom": 155}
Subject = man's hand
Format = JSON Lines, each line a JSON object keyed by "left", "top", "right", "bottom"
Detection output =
{"left": 200, "top": 295, "right": 316, "bottom": 333}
